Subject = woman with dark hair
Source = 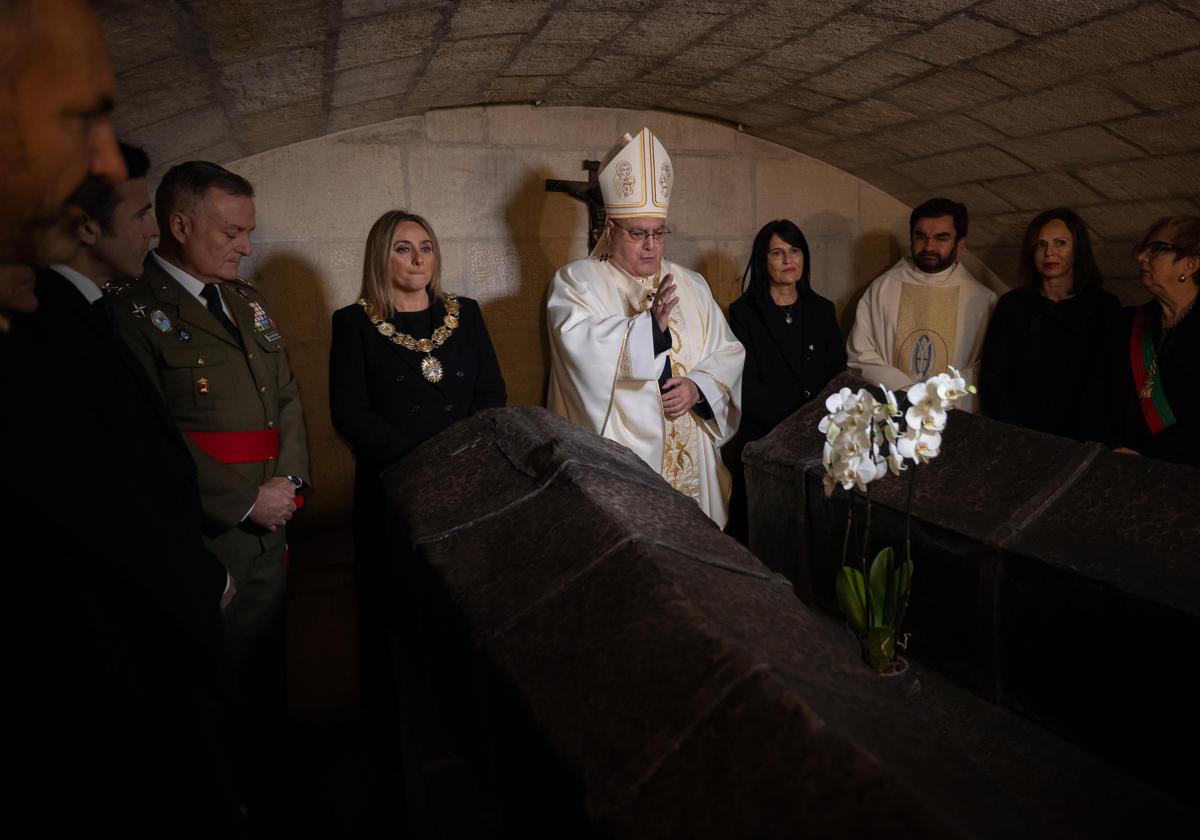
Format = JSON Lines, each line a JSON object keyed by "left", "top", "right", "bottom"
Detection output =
{"left": 980, "top": 208, "right": 1119, "bottom": 439}
{"left": 724, "top": 219, "right": 845, "bottom": 542}
{"left": 1094, "top": 216, "right": 1200, "bottom": 466}
{"left": 329, "top": 209, "right": 506, "bottom": 713}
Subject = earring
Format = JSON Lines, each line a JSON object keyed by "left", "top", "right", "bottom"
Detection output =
{"left": 1181, "top": 274, "right": 1188, "bottom": 283}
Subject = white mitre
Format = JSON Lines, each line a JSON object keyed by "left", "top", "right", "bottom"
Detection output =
{"left": 590, "top": 127, "right": 673, "bottom": 258}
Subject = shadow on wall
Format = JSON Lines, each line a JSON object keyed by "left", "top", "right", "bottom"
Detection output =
{"left": 500, "top": 169, "right": 579, "bottom": 407}
{"left": 696, "top": 248, "right": 742, "bottom": 314}
{"left": 250, "top": 249, "right": 351, "bottom": 520}
{"left": 840, "top": 230, "right": 904, "bottom": 337}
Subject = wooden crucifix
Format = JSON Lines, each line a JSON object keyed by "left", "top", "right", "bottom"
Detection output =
{"left": 545, "top": 160, "right": 605, "bottom": 253}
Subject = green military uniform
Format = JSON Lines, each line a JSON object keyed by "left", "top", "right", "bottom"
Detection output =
{"left": 109, "top": 253, "right": 310, "bottom": 667}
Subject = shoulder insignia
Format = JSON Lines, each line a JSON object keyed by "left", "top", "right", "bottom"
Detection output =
{"left": 101, "top": 280, "right": 131, "bottom": 297}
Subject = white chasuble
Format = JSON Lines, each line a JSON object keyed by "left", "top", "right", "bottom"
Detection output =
{"left": 546, "top": 257, "right": 745, "bottom": 526}
{"left": 847, "top": 258, "right": 996, "bottom": 413}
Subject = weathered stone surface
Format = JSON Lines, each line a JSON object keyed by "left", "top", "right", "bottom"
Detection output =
{"left": 1108, "top": 48, "right": 1200, "bottom": 110}
{"left": 976, "top": 0, "right": 1151, "bottom": 36}
{"left": 125, "top": 105, "right": 236, "bottom": 167}
{"left": 861, "top": 0, "right": 977, "bottom": 22}
{"left": 99, "top": 1, "right": 185, "bottom": 73}
{"left": 535, "top": 9, "right": 634, "bottom": 42}
{"left": 966, "top": 211, "right": 1030, "bottom": 247}
{"left": 382, "top": 406, "right": 1196, "bottom": 837}
{"left": 1107, "top": 106, "right": 1200, "bottom": 156}
{"left": 766, "top": 13, "right": 919, "bottom": 74}
{"left": 220, "top": 45, "right": 325, "bottom": 116}
{"left": 1077, "top": 153, "right": 1200, "bottom": 200}
{"left": 808, "top": 99, "right": 916, "bottom": 137}
{"left": 745, "top": 373, "right": 1200, "bottom": 804}
{"left": 804, "top": 51, "right": 931, "bottom": 99}
{"left": 882, "top": 68, "right": 1013, "bottom": 117}
{"left": 1081, "top": 199, "right": 1200, "bottom": 240}
{"left": 982, "top": 172, "right": 1102, "bottom": 211}
{"left": 231, "top": 99, "right": 325, "bottom": 156}
{"left": 331, "top": 57, "right": 425, "bottom": 109}
{"left": 506, "top": 42, "right": 589, "bottom": 77}
{"left": 974, "top": 4, "right": 1200, "bottom": 89}
{"left": 448, "top": 0, "right": 550, "bottom": 38}
{"left": 111, "top": 54, "right": 213, "bottom": 134}
{"left": 875, "top": 114, "right": 1004, "bottom": 157}
{"left": 892, "top": 14, "right": 1022, "bottom": 66}
{"left": 187, "top": 0, "right": 327, "bottom": 66}
{"left": 811, "top": 137, "right": 910, "bottom": 170}
{"left": 334, "top": 8, "right": 443, "bottom": 71}
{"left": 969, "top": 81, "right": 1140, "bottom": 138}
{"left": 998, "top": 126, "right": 1141, "bottom": 170}
{"left": 900, "top": 182, "right": 1016, "bottom": 217}
{"left": 896, "top": 146, "right": 1031, "bottom": 187}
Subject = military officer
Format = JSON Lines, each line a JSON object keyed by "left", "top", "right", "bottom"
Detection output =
{"left": 109, "top": 162, "right": 309, "bottom": 740}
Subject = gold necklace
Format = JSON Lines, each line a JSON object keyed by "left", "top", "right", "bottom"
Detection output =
{"left": 358, "top": 294, "right": 460, "bottom": 383}
{"left": 1140, "top": 298, "right": 1196, "bottom": 399}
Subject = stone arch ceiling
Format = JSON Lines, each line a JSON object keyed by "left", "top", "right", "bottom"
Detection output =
{"left": 99, "top": 0, "right": 1200, "bottom": 296}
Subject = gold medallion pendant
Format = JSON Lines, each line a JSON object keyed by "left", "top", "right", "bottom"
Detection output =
{"left": 421, "top": 354, "right": 444, "bottom": 383}
{"left": 358, "top": 294, "right": 462, "bottom": 386}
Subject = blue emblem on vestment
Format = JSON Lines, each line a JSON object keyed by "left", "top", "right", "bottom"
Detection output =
{"left": 912, "top": 334, "right": 934, "bottom": 380}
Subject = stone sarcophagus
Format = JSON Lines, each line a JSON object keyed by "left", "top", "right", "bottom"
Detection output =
{"left": 380, "top": 406, "right": 1193, "bottom": 837}
{"left": 744, "top": 372, "right": 1200, "bottom": 806}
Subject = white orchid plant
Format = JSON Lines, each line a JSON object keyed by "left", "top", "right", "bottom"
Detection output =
{"left": 819, "top": 367, "right": 975, "bottom": 672}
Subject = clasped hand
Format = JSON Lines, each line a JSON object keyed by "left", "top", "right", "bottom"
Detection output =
{"left": 248, "top": 476, "right": 297, "bottom": 531}
{"left": 662, "top": 376, "right": 699, "bottom": 420}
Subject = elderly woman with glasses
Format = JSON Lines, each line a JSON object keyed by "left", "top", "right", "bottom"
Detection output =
{"left": 723, "top": 219, "right": 845, "bottom": 543}
{"left": 980, "top": 208, "right": 1119, "bottom": 440}
{"left": 1093, "top": 216, "right": 1200, "bottom": 466}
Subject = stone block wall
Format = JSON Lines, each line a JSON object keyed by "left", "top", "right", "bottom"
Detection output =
{"left": 216, "top": 104, "right": 1005, "bottom": 518}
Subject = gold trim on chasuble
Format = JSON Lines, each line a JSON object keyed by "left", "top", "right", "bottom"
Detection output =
{"left": 662, "top": 324, "right": 701, "bottom": 507}
{"left": 893, "top": 284, "right": 960, "bottom": 381}
{"left": 619, "top": 271, "right": 701, "bottom": 507}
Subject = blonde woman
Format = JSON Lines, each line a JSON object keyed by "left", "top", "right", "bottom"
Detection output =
{"left": 329, "top": 209, "right": 505, "bottom": 713}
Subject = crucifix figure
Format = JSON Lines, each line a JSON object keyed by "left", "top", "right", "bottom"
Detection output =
{"left": 545, "top": 160, "right": 605, "bottom": 253}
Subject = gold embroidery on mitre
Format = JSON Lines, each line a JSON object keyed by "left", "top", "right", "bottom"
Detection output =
{"left": 893, "top": 284, "right": 959, "bottom": 380}
{"left": 658, "top": 161, "right": 672, "bottom": 201}
{"left": 615, "top": 160, "right": 635, "bottom": 198}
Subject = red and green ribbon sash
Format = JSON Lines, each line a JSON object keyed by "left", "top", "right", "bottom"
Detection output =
{"left": 1130, "top": 304, "right": 1176, "bottom": 434}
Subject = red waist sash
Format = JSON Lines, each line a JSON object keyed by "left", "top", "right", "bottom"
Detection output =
{"left": 185, "top": 428, "right": 304, "bottom": 509}
{"left": 186, "top": 428, "right": 280, "bottom": 464}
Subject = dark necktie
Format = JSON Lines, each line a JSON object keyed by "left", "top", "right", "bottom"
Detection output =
{"left": 200, "top": 284, "right": 240, "bottom": 341}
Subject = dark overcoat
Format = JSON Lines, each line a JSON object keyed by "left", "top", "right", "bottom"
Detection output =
{"left": 1, "top": 270, "right": 242, "bottom": 836}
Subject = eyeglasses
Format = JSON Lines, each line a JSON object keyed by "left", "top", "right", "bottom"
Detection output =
{"left": 1132, "top": 240, "right": 1182, "bottom": 259}
{"left": 612, "top": 221, "right": 671, "bottom": 243}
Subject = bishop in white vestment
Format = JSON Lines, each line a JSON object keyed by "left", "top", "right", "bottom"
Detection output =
{"left": 546, "top": 128, "right": 744, "bottom": 527}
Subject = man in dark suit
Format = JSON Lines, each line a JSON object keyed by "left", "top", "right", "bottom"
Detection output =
{"left": 1, "top": 144, "right": 244, "bottom": 834}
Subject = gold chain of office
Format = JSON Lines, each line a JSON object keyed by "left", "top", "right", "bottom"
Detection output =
{"left": 358, "top": 294, "right": 461, "bottom": 383}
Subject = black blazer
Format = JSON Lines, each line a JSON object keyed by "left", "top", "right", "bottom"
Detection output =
{"left": 329, "top": 295, "right": 507, "bottom": 477}
{"left": 728, "top": 286, "right": 846, "bottom": 442}
{"left": 1, "top": 270, "right": 242, "bottom": 835}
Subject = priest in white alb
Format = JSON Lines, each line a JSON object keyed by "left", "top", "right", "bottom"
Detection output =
{"left": 847, "top": 197, "right": 996, "bottom": 412}
{"left": 546, "top": 127, "right": 745, "bottom": 527}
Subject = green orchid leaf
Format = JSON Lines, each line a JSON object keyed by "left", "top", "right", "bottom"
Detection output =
{"left": 868, "top": 546, "right": 893, "bottom": 628}
{"left": 836, "top": 566, "right": 867, "bottom": 637}
{"left": 865, "top": 625, "right": 896, "bottom": 672}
